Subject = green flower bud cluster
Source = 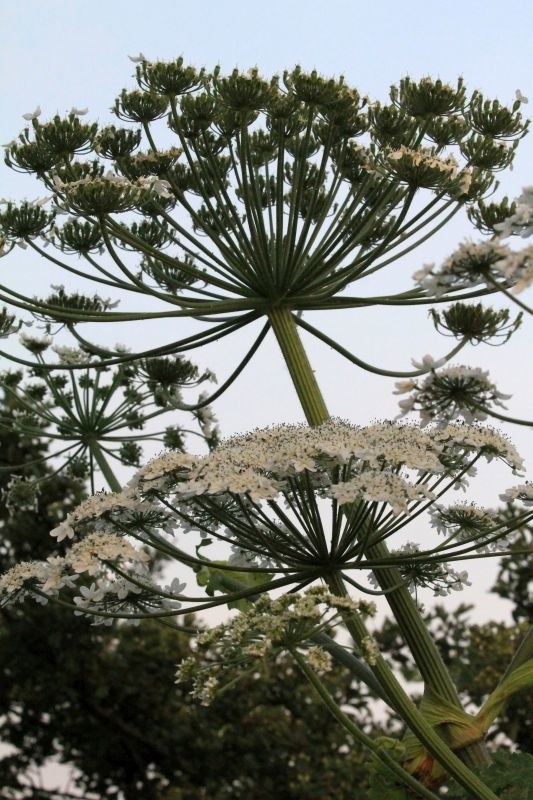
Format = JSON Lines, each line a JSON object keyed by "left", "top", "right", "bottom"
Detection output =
{"left": 0, "top": 201, "right": 54, "bottom": 240}
{"left": 0, "top": 63, "right": 528, "bottom": 402}
{"left": 430, "top": 303, "right": 522, "bottom": 345}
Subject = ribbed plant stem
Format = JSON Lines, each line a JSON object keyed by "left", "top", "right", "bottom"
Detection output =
{"left": 88, "top": 441, "right": 122, "bottom": 493}
{"left": 268, "top": 305, "right": 491, "bottom": 769}
{"left": 293, "top": 651, "right": 442, "bottom": 800}
{"left": 326, "top": 574, "right": 497, "bottom": 800}
{"left": 268, "top": 306, "right": 329, "bottom": 425}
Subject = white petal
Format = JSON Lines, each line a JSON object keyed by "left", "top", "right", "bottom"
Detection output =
{"left": 70, "top": 106, "right": 89, "bottom": 116}
{"left": 128, "top": 52, "right": 147, "bottom": 63}
{"left": 22, "top": 105, "right": 41, "bottom": 121}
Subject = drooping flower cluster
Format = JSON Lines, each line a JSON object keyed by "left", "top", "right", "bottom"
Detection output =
{"left": 175, "top": 588, "right": 376, "bottom": 704}
{"left": 395, "top": 365, "right": 511, "bottom": 425}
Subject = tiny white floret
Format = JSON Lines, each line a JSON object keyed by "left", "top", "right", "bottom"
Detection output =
{"left": 22, "top": 106, "right": 41, "bottom": 121}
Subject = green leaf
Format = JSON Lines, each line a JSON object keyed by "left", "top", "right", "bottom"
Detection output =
{"left": 446, "top": 752, "right": 533, "bottom": 799}
{"left": 195, "top": 561, "right": 272, "bottom": 610}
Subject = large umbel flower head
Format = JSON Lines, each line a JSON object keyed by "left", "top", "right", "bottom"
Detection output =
{"left": 1, "top": 419, "right": 529, "bottom": 622}
{"left": 0, "top": 65, "right": 528, "bottom": 380}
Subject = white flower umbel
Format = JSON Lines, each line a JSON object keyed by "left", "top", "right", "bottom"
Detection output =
{"left": 413, "top": 240, "right": 512, "bottom": 296}
{"left": 110, "top": 420, "right": 526, "bottom": 580}
{"left": 395, "top": 365, "right": 512, "bottom": 426}
{"left": 1, "top": 420, "right": 527, "bottom": 622}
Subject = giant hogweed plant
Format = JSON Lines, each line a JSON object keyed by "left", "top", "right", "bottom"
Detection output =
{"left": 0, "top": 61, "right": 532, "bottom": 798}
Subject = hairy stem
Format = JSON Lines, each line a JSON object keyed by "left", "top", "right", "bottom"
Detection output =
{"left": 293, "top": 650, "right": 443, "bottom": 800}
{"left": 325, "top": 573, "right": 496, "bottom": 799}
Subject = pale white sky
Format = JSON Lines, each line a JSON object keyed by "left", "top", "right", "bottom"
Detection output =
{"left": 0, "top": 2, "right": 532, "bottom": 789}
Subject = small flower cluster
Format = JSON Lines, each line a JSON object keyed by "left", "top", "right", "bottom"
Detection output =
{"left": 0, "top": 306, "right": 23, "bottom": 338}
{"left": 429, "top": 503, "right": 508, "bottom": 553}
{"left": 433, "top": 423, "right": 522, "bottom": 471}
{"left": 175, "top": 588, "right": 376, "bottom": 704}
{"left": 50, "top": 489, "right": 161, "bottom": 542}
{"left": 3, "top": 474, "right": 40, "bottom": 513}
{"left": 329, "top": 471, "right": 436, "bottom": 515}
{"left": 72, "top": 574, "right": 186, "bottom": 627}
{"left": 0, "top": 531, "right": 149, "bottom": 606}
{"left": 413, "top": 240, "right": 512, "bottom": 295}
{"left": 387, "top": 146, "right": 461, "bottom": 189}
{"left": 495, "top": 186, "right": 533, "bottom": 238}
{"left": 19, "top": 332, "right": 53, "bottom": 353}
{"left": 51, "top": 345, "right": 92, "bottom": 365}
{"left": 360, "top": 635, "right": 380, "bottom": 666}
{"left": 53, "top": 171, "right": 173, "bottom": 215}
{"left": 492, "top": 245, "right": 533, "bottom": 294}
{"left": 395, "top": 365, "right": 511, "bottom": 425}
{"left": 499, "top": 482, "right": 533, "bottom": 506}
{"left": 194, "top": 393, "right": 220, "bottom": 446}
{"left": 374, "top": 542, "right": 472, "bottom": 597}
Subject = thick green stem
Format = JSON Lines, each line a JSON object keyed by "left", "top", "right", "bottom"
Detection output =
{"left": 363, "top": 541, "right": 489, "bottom": 765}
{"left": 292, "top": 651, "right": 442, "bottom": 800}
{"left": 500, "top": 627, "right": 533, "bottom": 682}
{"left": 88, "top": 441, "right": 122, "bottom": 493}
{"left": 325, "top": 574, "right": 498, "bottom": 800}
{"left": 268, "top": 305, "right": 492, "bottom": 770}
{"left": 267, "top": 306, "right": 329, "bottom": 425}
